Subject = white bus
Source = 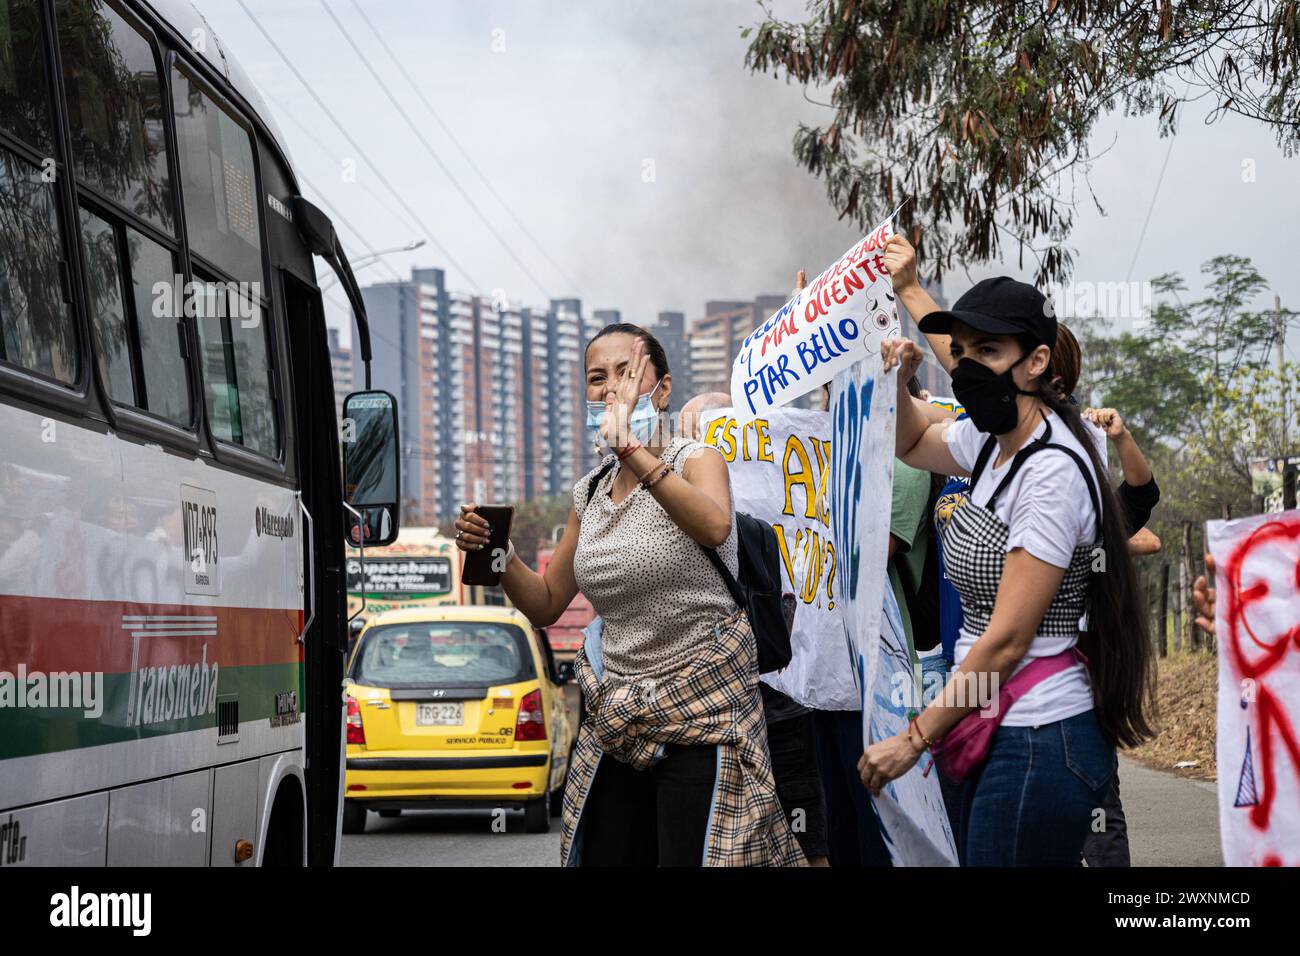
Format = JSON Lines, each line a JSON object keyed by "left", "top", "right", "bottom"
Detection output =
{"left": 0, "top": 0, "right": 401, "bottom": 865}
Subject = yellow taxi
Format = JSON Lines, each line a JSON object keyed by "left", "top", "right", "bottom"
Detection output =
{"left": 342, "top": 605, "right": 576, "bottom": 834}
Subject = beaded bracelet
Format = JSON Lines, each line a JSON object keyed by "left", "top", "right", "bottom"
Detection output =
{"left": 640, "top": 461, "right": 672, "bottom": 490}
{"left": 908, "top": 715, "right": 934, "bottom": 753}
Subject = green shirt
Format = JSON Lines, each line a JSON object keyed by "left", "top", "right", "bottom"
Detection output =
{"left": 889, "top": 459, "right": 932, "bottom": 663}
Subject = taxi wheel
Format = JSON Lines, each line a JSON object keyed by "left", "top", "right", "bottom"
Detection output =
{"left": 341, "top": 800, "right": 367, "bottom": 834}
{"left": 549, "top": 753, "right": 570, "bottom": 817}
{"left": 523, "top": 794, "right": 551, "bottom": 834}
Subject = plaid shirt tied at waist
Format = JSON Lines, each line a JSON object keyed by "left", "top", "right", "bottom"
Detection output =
{"left": 560, "top": 610, "right": 805, "bottom": 867}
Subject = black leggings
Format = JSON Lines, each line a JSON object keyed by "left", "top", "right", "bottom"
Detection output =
{"left": 578, "top": 744, "right": 718, "bottom": 866}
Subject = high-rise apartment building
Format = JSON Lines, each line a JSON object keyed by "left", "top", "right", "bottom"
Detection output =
{"left": 687, "top": 296, "right": 808, "bottom": 404}
{"left": 360, "top": 271, "right": 596, "bottom": 522}
{"left": 650, "top": 310, "right": 689, "bottom": 411}
{"left": 358, "top": 268, "right": 443, "bottom": 523}
{"left": 328, "top": 326, "right": 352, "bottom": 419}
{"left": 689, "top": 300, "right": 750, "bottom": 397}
{"left": 519, "top": 305, "right": 551, "bottom": 502}
{"left": 467, "top": 296, "right": 526, "bottom": 506}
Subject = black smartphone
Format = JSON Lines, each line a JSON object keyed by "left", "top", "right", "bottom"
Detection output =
{"left": 460, "top": 504, "right": 515, "bottom": 586}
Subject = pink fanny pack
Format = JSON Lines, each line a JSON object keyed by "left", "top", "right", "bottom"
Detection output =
{"left": 932, "top": 647, "right": 1089, "bottom": 782}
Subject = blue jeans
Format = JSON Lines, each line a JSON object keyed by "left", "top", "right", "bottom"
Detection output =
{"left": 960, "top": 710, "right": 1115, "bottom": 866}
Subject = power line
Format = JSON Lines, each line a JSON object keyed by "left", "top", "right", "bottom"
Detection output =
{"left": 318, "top": 0, "right": 554, "bottom": 302}
{"left": 346, "top": 0, "right": 585, "bottom": 297}
{"left": 295, "top": 170, "right": 446, "bottom": 386}
{"left": 235, "top": 0, "right": 481, "bottom": 292}
{"left": 263, "top": 88, "right": 428, "bottom": 242}
{"left": 244, "top": 68, "right": 583, "bottom": 496}
{"left": 271, "top": 140, "right": 479, "bottom": 378}
{"left": 321, "top": 287, "right": 351, "bottom": 314}
{"left": 1126, "top": 85, "right": 1190, "bottom": 283}
{"left": 1124, "top": 136, "right": 1175, "bottom": 283}
{"left": 296, "top": 174, "right": 577, "bottom": 485}
{"left": 289, "top": 172, "right": 466, "bottom": 489}
{"left": 295, "top": 162, "right": 555, "bottom": 423}
{"left": 319, "top": 0, "right": 559, "bottom": 303}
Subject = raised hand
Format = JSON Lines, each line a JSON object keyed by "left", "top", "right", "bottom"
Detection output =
{"left": 599, "top": 336, "right": 651, "bottom": 450}
{"left": 792, "top": 269, "right": 807, "bottom": 296}
{"left": 1083, "top": 406, "right": 1128, "bottom": 440}
{"left": 453, "top": 502, "right": 490, "bottom": 552}
{"left": 1192, "top": 554, "right": 1217, "bottom": 637}
{"left": 883, "top": 234, "right": 919, "bottom": 292}
{"left": 880, "top": 336, "right": 923, "bottom": 380}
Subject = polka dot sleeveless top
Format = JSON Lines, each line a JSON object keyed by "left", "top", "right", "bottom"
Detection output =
{"left": 572, "top": 437, "right": 740, "bottom": 683}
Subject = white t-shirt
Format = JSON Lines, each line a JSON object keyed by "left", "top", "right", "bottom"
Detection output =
{"left": 943, "top": 412, "right": 1107, "bottom": 726}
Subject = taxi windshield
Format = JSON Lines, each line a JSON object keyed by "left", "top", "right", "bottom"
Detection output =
{"left": 354, "top": 621, "right": 534, "bottom": 688}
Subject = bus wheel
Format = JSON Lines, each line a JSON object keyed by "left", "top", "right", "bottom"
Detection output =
{"left": 342, "top": 800, "right": 368, "bottom": 834}
{"left": 523, "top": 794, "right": 551, "bottom": 834}
{"left": 262, "top": 779, "right": 306, "bottom": 866}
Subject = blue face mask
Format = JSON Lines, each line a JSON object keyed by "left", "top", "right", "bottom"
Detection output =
{"left": 586, "top": 378, "right": 664, "bottom": 447}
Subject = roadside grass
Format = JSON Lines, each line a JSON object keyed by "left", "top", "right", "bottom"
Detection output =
{"left": 1127, "top": 650, "right": 1218, "bottom": 781}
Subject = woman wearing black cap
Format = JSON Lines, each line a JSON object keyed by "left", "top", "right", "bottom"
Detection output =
{"left": 856, "top": 278, "right": 1155, "bottom": 866}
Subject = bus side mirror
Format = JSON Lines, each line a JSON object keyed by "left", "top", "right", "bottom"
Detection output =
{"left": 342, "top": 390, "right": 401, "bottom": 548}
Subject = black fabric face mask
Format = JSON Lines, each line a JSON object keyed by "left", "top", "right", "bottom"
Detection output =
{"left": 950, "top": 351, "right": 1034, "bottom": 435}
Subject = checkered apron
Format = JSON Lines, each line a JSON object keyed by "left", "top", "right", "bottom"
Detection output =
{"left": 560, "top": 609, "right": 805, "bottom": 867}
{"left": 940, "top": 419, "right": 1103, "bottom": 645}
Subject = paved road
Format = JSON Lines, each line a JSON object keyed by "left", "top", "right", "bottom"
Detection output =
{"left": 1116, "top": 755, "right": 1222, "bottom": 867}
{"left": 339, "top": 753, "right": 1219, "bottom": 867}
{"left": 342, "top": 807, "right": 562, "bottom": 867}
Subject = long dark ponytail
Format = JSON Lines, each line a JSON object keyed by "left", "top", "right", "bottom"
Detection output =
{"left": 1029, "top": 358, "right": 1156, "bottom": 748}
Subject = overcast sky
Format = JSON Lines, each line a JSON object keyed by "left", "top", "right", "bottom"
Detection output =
{"left": 193, "top": 0, "right": 1300, "bottom": 361}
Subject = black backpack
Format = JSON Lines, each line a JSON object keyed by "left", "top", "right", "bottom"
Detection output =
{"left": 585, "top": 458, "right": 793, "bottom": 674}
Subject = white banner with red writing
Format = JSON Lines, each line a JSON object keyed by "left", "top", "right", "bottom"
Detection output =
{"left": 1208, "top": 508, "right": 1300, "bottom": 866}
{"left": 730, "top": 216, "right": 900, "bottom": 415}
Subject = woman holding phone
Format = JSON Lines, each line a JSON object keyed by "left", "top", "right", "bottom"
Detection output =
{"left": 857, "top": 278, "right": 1154, "bottom": 866}
{"left": 454, "top": 323, "right": 801, "bottom": 867}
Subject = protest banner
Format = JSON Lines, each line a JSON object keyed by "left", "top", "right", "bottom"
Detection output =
{"left": 870, "top": 585, "right": 959, "bottom": 865}
{"left": 829, "top": 355, "right": 957, "bottom": 866}
{"left": 926, "top": 396, "right": 965, "bottom": 418}
{"left": 730, "top": 216, "right": 902, "bottom": 415}
{"left": 1208, "top": 508, "right": 1300, "bottom": 866}
{"left": 700, "top": 407, "right": 856, "bottom": 708}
